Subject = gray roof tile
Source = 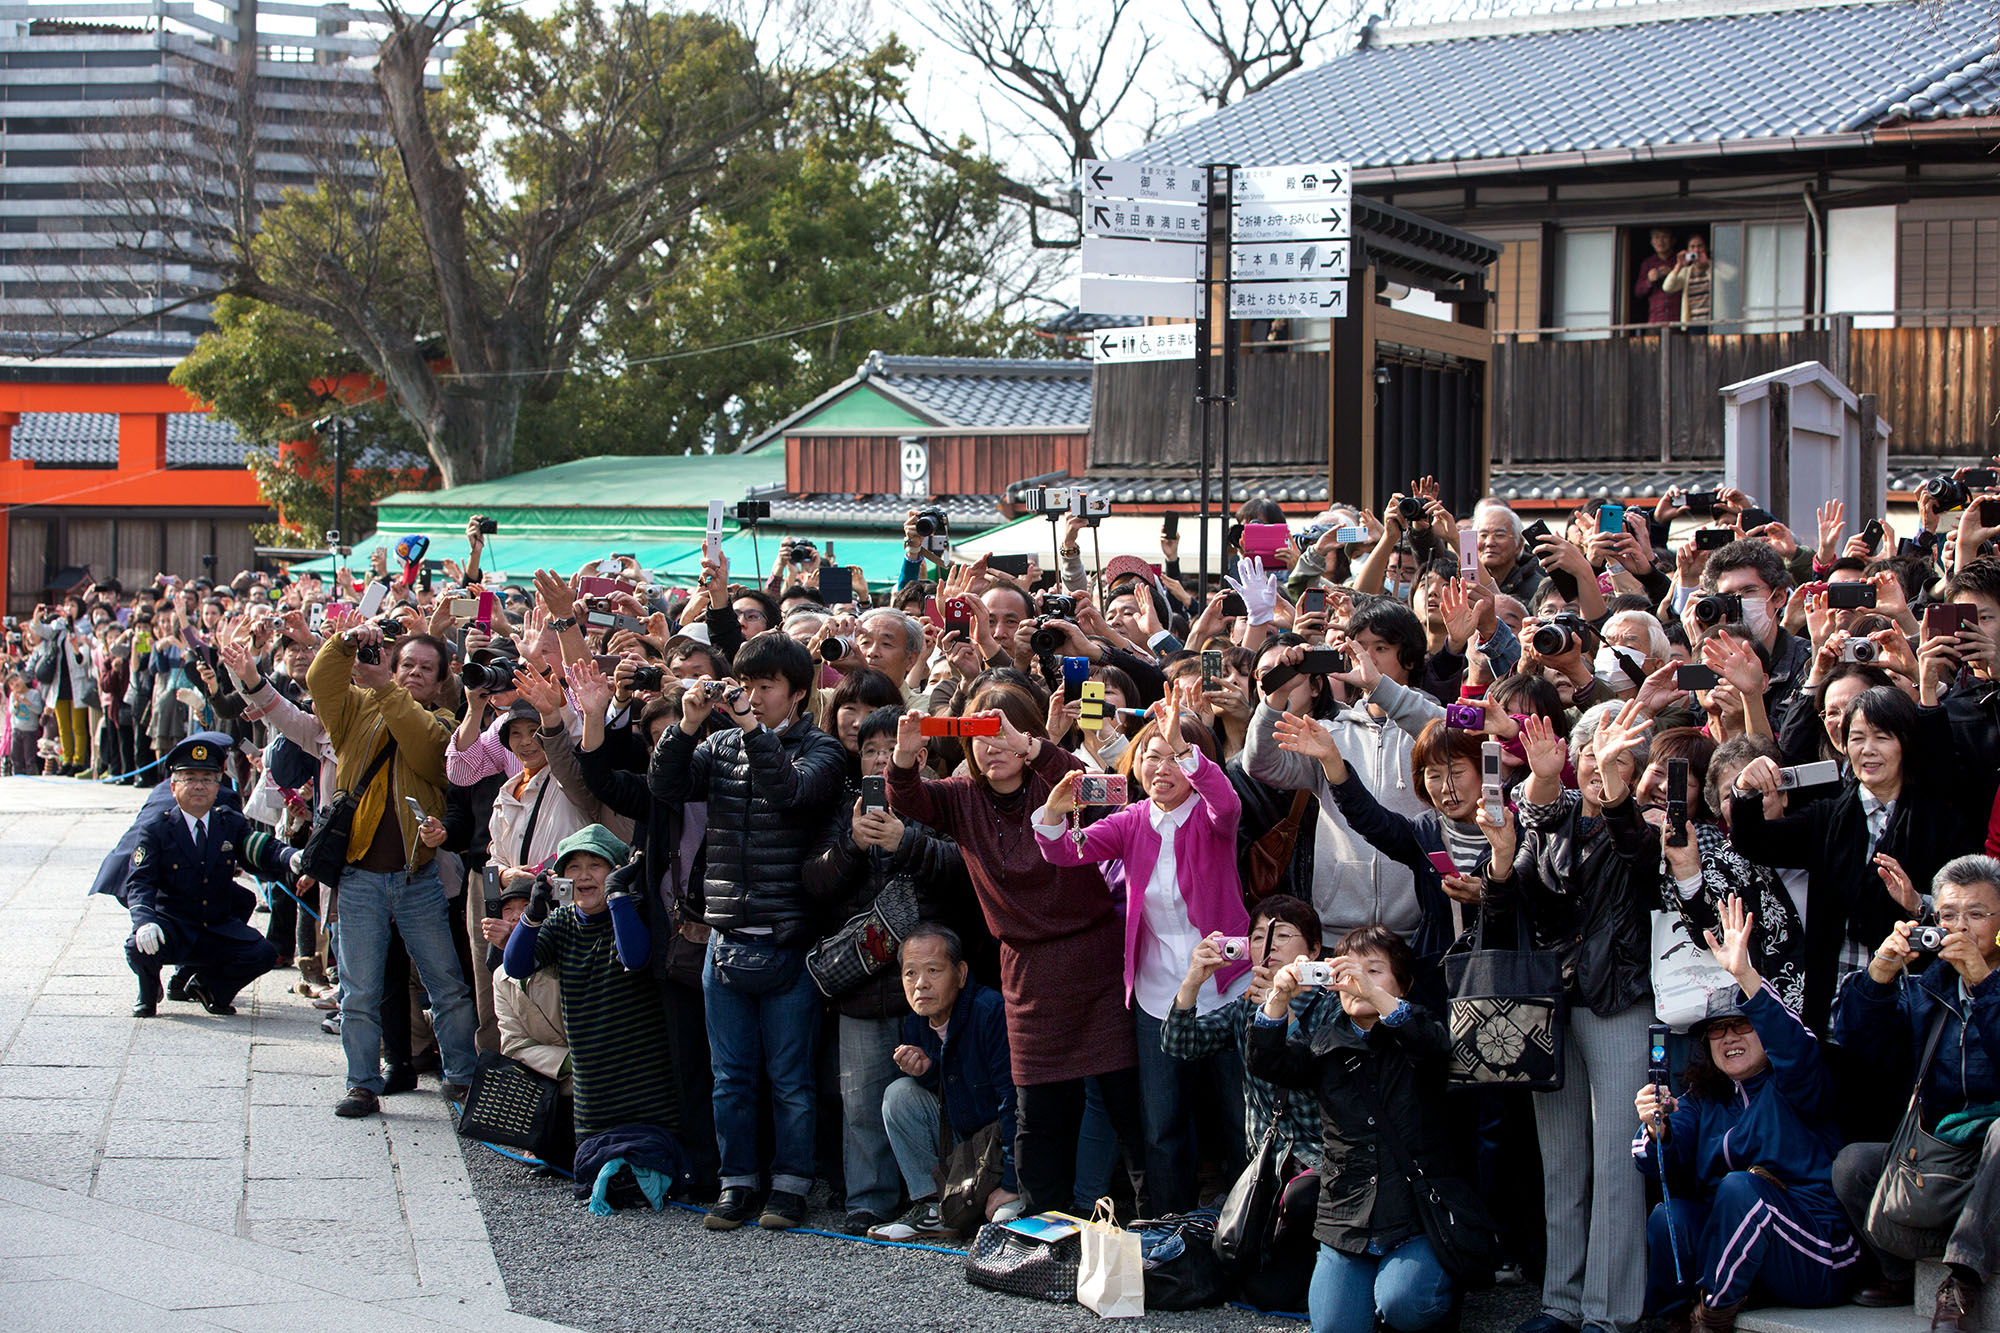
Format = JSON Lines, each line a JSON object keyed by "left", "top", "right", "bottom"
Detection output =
{"left": 861, "top": 353, "right": 1093, "bottom": 429}
{"left": 1139, "top": 1, "right": 2000, "bottom": 174}
{"left": 9, "top": 411, "right": 249, "bottom": 467}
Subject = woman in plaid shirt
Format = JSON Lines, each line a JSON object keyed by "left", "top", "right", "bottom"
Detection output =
{"left": 1161, "top": 893, "right": 1341, "bottom": 1170}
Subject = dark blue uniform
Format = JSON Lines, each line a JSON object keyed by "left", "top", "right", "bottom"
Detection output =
{"left": 126, "top": 739, "right": 294, "bottom": 1014}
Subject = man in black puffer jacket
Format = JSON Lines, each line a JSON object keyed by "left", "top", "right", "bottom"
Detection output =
{"left": 648, "top": 632, "right": 848, "bottom": 1232}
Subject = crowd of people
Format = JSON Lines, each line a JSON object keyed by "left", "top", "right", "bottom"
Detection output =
{"left": 10, "top": 478, "right": 2000, "bottom": 1333}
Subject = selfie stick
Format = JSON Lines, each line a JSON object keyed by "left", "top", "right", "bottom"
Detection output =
{"left": 1652, "top": 1094, "right": 1686, "bottom": 1284}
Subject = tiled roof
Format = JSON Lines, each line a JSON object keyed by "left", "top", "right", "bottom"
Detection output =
{"left": 1138, "top": 1, "right": 2000, "bottom": 176}
{"left": 1036, "top": 307, "right": 1146, "bottom": 336}
{"left": 1489, "top": 456, "right": 1985, "bottom": 505}
{"left": 1008, "top": 470, "right": 1332, "bottom": 507}
{"left": 767, "top": 493, "right": 1004, "bottom": 529}
{"left": 8, "top": 411, "right": 249, "bottom": 467}
{"left": 860, "top": 353, "right": 1093, "bottom": 429}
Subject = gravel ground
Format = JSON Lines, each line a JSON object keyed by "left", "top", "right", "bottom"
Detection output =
{"left": 461, "top": 1141, "right": 1541, "bottom": 1333}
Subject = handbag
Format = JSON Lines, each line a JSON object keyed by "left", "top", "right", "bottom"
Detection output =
{"left": 1244, "top": 789, "right": 1311, "bottom": 903}
{"left": 805, "top": 876, "right": 920, "bottom": 999}
{"left": 298, "top": 735, "right": 398, "bottom": 890}
{"left": 455, "top": 1050, "right": 559, "bottom": 1152}
{"left": 1360, "top": 1077, "right": 1502, "bottom": 1284}
{"left": 1077, "top": 1197, "right": 1146, "bottom": 1318}
{"left": 1130, "top": 1210, "right": 1225, "bottom": 1311}
{"left": 1213, "top": 1102, "right": 1291, "bottom": 1275}
{"left": 965, "top": 1212, "right": 1085, "bottom": 1303}
{"left": 1868, "top": 1006, "right": 1981, "bottom": 1244}
{"left": 1442, "top": 910, "right": 1566, "bottom": 1092}
{"left": 935, "top": 1115, "right": 1006, "bottom": 1236}
{"left": 1652, "top": 908, "right": 1736, "bottom": 1030}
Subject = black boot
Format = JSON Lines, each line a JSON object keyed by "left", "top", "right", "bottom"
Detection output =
{"left": 166, "top": 969, "right": 192, "bottom": 1002}
{"left": 132, "top": 967, "right": 161, "bottom": 1018}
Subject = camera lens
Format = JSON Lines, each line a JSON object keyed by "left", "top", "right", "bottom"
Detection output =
{"left": 630, "top": 665, "right": 663, "bottom": 691}
{"left": 912, "top": 515, "right": 937, "bottom": 536}
{"left": 1849, "top": 641, "right": 1877, "bottom": 663}
{"left": 1397, "top": 495, "right": 1426, "bottom": 523}
{"left": 1030, "top": 624, "right": 1066, "bottom": 656}
{"left": 1531, "top": 623, "right": 1575, "bottom": 656}
{"left": 819, "top": 636, "right": 854, "bottom": 662}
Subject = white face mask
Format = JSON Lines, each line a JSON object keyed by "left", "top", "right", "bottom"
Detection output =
{"left": 1594, "top": 645, "right": 1641, "bottom": 690}
{"left": 1388, "top": 581, "right": 1413, "bottom": 602}
{"left": 1740, "top": 594, "right": 1774, "bottom": 640}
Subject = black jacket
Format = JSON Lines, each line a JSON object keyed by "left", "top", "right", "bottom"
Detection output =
{"left": 804, "top": 798, "right": 969, "bottom": 1019}
{"left": 1246, "top": 1004, "right": 1456, "bottom": 1255}
{"left": 1486, "top": 788, "right": 1655, "bottom": 1018}
{"left": 648, "top": 712, "right": 848, "bottom": 947}
{"left": 1731, "top": 718, "right": 1969, "bottom": 1034}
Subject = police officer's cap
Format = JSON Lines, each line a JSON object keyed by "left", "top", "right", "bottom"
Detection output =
{"left": 166, "top": 736, "right": 225, "bottom": 774}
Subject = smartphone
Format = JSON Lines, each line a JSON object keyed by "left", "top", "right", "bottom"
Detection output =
{"left": 475, "top": 587, "right": 495, "bottom": 629}
{"left": 1519, "top": 519, "right": 1552, "bottom": 548}
{"left": 942, "top": 597, "right": 974, "bottom": 637}
{"left": 356, "top": 580, "right": 388, "bottom": 618}
{"left": 817, "top": 566, "right": 854, "bottom": 607}
{"left": 919, "top": 714, "right": 1002, "bottom": 738}
{"left": 1061, "top": 655, "right": 1091, "bottom": 702}
{"left": 1665, "top": 758, "right": 1689, "bottom": 849}
{"left": 1074, "top": 773, "right": 1127, "bottom": 804}
{"left": 1682, "top": 489, "right": 1718, "bottom": 516}
{"left": 859, "top": 774, "right": 887, "bottom": 814}
{"left": 1962, "top": 468, "right": 2000, "bottom": 489}
{"left": 1240, "top": 523, "right": 1290, "bottom": 561}
{"left": 1739, "top": 506, "right": 1779, "bottom": 532}
{"left": 1426, "top": 850, "right": 1459, "bottom": 878}
{"left": 1480, "top": 740, "right": 1505, "bottom": 825}
{"left": 1078, "top": 680, "right": 1108, "bottom": 732}
{"left": 585, "top": 609, "right": 647, "bottom": 634}
{"left": 1675, "top": 664, "right": 1720, "bottom": 691}
{"left": 1826, "top": 582, "right": 1877, "bottom": 610}
{"left": 1979, "top": 499, "right": 2000, "bottom": 529}
{"left": 1597, "top": 502, "right": 1626, "bottom": 536}
{"left": 1774, "top": 759, "right": 1841, "bottom": 790}
{"left": 1302, "top": 587, "right": 1327, "bottom": 617}
{"left": 1333, "top": 525, "right": 1369, "bottom": 545}
{"left": 1200, "top": 648, "right": 1223, "bottom": 691}
{"left": 1861, "top": 518, "right": 1885, "bottom": 554}
{"left": 704, "top": 499, "right": 726, "bottom": 563}
{"left": 987, "top": 553, "right": 1032, "bottom": 578}
{"left": 448, "top": 597, "right": 479, "bottom": 618}
{"left": 1648, "top": 1023, "right": 1672, "bottom": 1088}
{"left": 1220, "top": 592, "right": 1247, "bottom": 618}
{"left": 577, "top": 575, "right": 628, "bottom": 599}
{"left": 1694, "top": 527, "right": 1733, "bottom": 552}
{"left": 1298, "top": 647, "right": 1351, "bottom": 675}
{"left": 1162, "top": 512, "right": 1179, "bottom": 540}
{"left": 1925, "top": 603, "right": 1978, "bottom": 639}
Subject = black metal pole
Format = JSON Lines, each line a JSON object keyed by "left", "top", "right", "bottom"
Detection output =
{"left": 1195, "top": 164, "right": 1218, "bottom": 599}
{"left": 1219, "top": 164, "right": 1238, "bottom": 557}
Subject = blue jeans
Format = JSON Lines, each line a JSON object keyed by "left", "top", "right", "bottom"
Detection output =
{"left": 883, "top": 1075, "right": 943, "bottom": 1199}
{"left": 1309, "top": 1236, "right": 1454, "bottom": 1333}
{"left": 702, "top": 934, "right": 820, "bottom": 1196}
{"left": 332, "top": 865, "right": 478, "bottom": 1095}
{"left": 838, "top": 1013, "right": 904, "bottom": 1218}
{"left": 1135, "top": 1004, "right": 1248, "bottom": 1215}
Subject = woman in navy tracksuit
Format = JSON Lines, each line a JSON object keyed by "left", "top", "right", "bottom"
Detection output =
{"left": 1633, "top": 898, "right": 1859, "bottom": 1333}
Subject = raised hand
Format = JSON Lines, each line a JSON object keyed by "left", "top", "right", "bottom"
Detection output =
{"left": 1225, "top": 557, "right": 1280, "bottom": 626}
{"left": 1815, "top": 500, "right": 1846, "bottom": 566}
{"left": 512, "top": 668, "right": 566, "bottom": 725}
{"left": 892, "top": 708, "right": 927, "bottom": 769}
{"left": 1273, "top": 710, "right": 1337, "bottom": 762}
{"left": 1520, "top": 713, "right": 1567, "bottom": 780}
{"left": 1702, "top": 894, "right": 1761, "bottom": 997}
{"left": 565, "top": 658, "right": 615, "bottom": 717}
{"left": 1874, "top": 852, "right": 1922, "bottom": 914}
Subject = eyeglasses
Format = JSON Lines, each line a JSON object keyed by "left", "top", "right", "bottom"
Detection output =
{"left": 1705, "top": 1019, "right": 1755, "bottom": 1041}
{"left": 171, "top": 772, "right": 220, "bottom": 785}
{"left": 1937, "top": 910, "right": 1997, "bottom": 927}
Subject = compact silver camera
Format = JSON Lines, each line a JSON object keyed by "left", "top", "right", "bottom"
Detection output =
{"left": 1294, "top": 960, "right": 1338, "bottom": 987}
{"left": 1909, "top": 924, "right": 1950, "bottom": 955}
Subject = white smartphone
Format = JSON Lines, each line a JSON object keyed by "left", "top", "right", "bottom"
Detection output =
{"left": 356, "top": 580, "right": 387, "bottom": 618}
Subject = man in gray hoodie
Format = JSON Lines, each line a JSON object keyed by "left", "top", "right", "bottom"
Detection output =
{"left": 1243, "top": 600, "right": 1433, "bottom": 946}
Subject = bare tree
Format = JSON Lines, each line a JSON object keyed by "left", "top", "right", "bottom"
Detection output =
{"left": 902, "top": 0, "right": 1163, "bottom": 248}
{"left": 1178, "top": 0, "right": 1381, "bottom": 108}
{"left": 85, "top": 0, "right": 791, "bottom": 485}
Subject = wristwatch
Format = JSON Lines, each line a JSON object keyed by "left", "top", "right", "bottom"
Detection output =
{"left": 548, "top": 615, "right": 577, "bottom": 632}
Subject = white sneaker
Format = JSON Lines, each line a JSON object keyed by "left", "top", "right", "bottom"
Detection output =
{"left": 991, "top": 1198, "right": 1026, "bottom": 1224}
{"left": 868, "top": 1199, "right": 954, "bottom": 1242}
{"left": 321, "top": 1013, "right": 342, "bottom": 1035}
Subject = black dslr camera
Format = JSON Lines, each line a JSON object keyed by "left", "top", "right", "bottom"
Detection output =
{"left": 460, "top": 650, "right": 520, "bottom": 692}
{"left": 355, "top": 618, "right": 405, "bottom": 665}
{"left": 1038, "top": 592, "right": 1078, "bottom": 620}
{"left": 1531, "top": 611, "right": 1590, "bottom": 657}
{"left": 1692, "top": 590, "right": 1745, "bottom": 627}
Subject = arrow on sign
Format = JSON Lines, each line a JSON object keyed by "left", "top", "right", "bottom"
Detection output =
{"left": 1092, "top": 205, "right": 1111, "bottom": 227}
{"left": 1090, "top": 166, "right": 1114, "bottom": 189}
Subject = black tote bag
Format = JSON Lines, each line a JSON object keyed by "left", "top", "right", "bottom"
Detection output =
{"left": 1442, "top": 911, "right": 1567, "bottom": 1092}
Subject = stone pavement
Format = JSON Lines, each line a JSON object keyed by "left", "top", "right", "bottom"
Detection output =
{"left": 0, "top": 775, "right": 574, "bottom": 1331}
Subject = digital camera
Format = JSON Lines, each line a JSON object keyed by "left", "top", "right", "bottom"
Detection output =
{"left": 1219, "top": 936, "right": 1250, "bottom": 962}
{"left": 1909, "top": 924, "right": 1951, "bottom": 955}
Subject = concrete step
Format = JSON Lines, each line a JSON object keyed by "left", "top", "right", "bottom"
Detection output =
{"left": 1739, "top": 1262, "right": 1991, "bottom": 1333}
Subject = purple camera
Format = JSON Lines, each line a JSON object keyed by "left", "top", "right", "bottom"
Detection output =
{"left": 1443, "top": 702, "right": 1484, "bottom": 730}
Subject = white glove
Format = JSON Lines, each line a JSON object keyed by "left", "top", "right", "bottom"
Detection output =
{"left": 1225, "top": 557, "right": 1281, "bottom": 627}
{"left": 133, "top": 923, "right": 163, "bottom": 955}
{"left": 289, "top": 850, "right": 307, "bottom": 877}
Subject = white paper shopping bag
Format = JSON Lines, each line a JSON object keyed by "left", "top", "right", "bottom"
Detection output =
{"left": 1076, "top": 1197, "right": 1145, "bottom": 1318}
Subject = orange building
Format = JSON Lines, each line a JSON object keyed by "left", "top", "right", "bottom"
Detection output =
{"left": 0, "top": 363, "right": 270, "bottom": 614}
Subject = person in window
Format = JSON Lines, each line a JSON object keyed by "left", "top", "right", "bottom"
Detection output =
{"left": 1637, "top": 228, "right": 1680, "bottom": 326}
{"left": 1663, "top": 234, "right": 1713, "bottom": 332}
{"left": 1634, "top": 897, "right": 1858, "bottom": 1333}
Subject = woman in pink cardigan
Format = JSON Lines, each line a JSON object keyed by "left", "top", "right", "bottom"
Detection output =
{"left": 1034, "top": 711, "right": 1252, "bottom": 1213}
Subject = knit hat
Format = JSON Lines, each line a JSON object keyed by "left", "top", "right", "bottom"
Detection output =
{"left": 554, "top": 824, "right": 630, "bottom": 874}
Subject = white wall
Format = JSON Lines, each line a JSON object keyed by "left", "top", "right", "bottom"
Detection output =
{"left": 1825, "top": 206, "right": 1897, "bottom": 329}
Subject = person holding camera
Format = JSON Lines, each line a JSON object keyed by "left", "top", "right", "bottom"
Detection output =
{"left": 1830, "top": 856, "right": 2000, "bottom": 1330}
{"left": 1032, "top": 708, "right": 1251, "bottom": 1214}
{"left": 1634, "top": 897, "right": 1858, "bottom": 1333}
{"left": 307, "top": 619, "right": 478, "bottom": 1121}
{"left": 647, "top": 632, "right": 848, "bottom": 1231}
{"left": 1481, "top": 703, "right": 1658, "bottom": 1333}
{"left": 1249, "top": 925, "right": 1466, "bottom": 1333}
{"left": 886, "top": 679, "right": 1148, "bottom": 1219}
{"left": 1729, "top": 685, "right": 1967, "bottom": 1039}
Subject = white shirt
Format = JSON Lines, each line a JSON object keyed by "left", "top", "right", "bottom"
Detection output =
{"left": 181, "top": 810, "right": 210, "bottom": 847}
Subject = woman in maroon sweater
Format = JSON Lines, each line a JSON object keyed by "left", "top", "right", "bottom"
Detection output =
{"left": 886, "top": 677, "right": 1146, "bottom": 1216}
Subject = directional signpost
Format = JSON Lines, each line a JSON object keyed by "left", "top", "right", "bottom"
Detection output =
{"left": 1079, "top": 158, "right": 1208, "bottom": 321}
{"left": 1088, "top": 325, "right": 1198, "bottom": 364}
{"left": 1228, "top": 160, "right": 1353, "bottom": 321}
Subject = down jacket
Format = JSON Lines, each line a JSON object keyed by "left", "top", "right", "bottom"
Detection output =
{"left": 647, "top": 712, "right": 848, "bottom": 947}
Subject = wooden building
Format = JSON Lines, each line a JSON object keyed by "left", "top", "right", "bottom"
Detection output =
{"left": 1132, "top": 0, "right": 2000, "bottom": 510}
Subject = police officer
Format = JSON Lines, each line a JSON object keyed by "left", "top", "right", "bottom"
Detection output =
{"left": 126, "top": 736, "right": 312, "bottom": 1017}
